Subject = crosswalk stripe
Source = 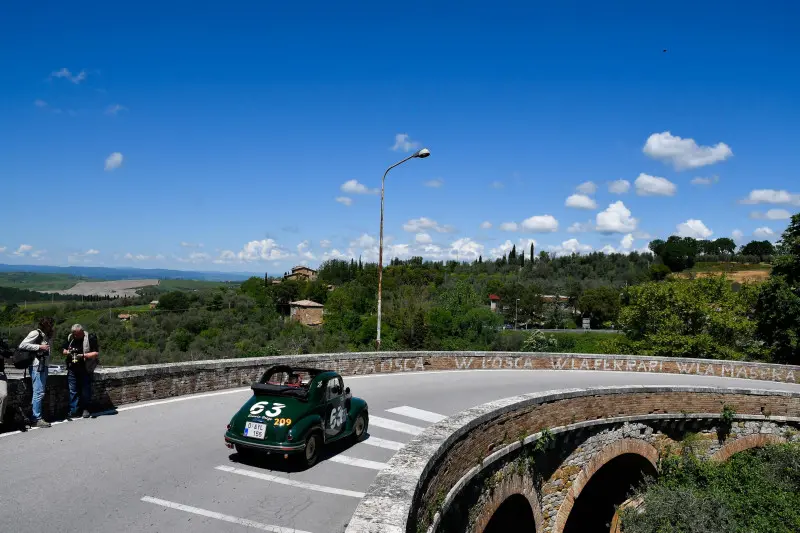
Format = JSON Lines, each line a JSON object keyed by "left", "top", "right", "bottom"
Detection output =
{"left": 215, "top": 465, "right": 365, "bottom": 498}
{"left": 386, "top": 406, "right": 447, "bottom": 423}
{"left": 327, "top": 455, "right": 387, "bottom": 470}
{"left": 368, "top": 416, "right": 425, "bottom": 436}
{"left": 361, "top": 436, "right": 404, "bottom": 451}
{"left": 141, "top": 496, "right": 313, "bottom": 533}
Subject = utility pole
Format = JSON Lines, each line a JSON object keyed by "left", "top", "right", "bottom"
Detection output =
{"left": 515, "top": 298, "right": 520, "bottom": 330}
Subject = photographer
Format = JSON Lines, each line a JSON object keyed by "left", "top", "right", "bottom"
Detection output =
{"left": 19, "top": 317, "right": 54, "bottom": 428}
{"left": 63, "top": 324, "right": 99, "bottom": 419}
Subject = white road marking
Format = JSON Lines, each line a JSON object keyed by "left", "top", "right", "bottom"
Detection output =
{"left": 361, "top": 436, "right": 404, "bottom": 451}
{"left": 368, "top": 416, "right": 425, "bottom": 435}
{"left": 116, "top": 387, "right": 250, "bottom": 412}
{"left": 141, "top": 496, "right": 312, "bottom": 533}
{"left": 327, "top": 455, "right": 386, "bottom": 470}
{"left": 215, "top": 465, "right": 365, "bottom": 498}
{"left": 386, "top": 406, "right": 446, "bottom": 423}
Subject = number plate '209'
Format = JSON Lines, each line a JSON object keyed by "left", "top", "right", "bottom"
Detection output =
{"left": 244, "top": 422, "right": 267, "bottom": 439}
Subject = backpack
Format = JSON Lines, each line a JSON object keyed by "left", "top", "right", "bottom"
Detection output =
{"left": 12, "top": 330, "right": 42, "bottom": 370}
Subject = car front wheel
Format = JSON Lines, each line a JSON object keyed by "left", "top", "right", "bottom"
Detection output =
{"left": 303, "top": 432, "right": 321, "bottom": 468}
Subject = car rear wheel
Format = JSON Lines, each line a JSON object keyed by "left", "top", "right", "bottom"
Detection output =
{"left": 235, "top": 444, "right": 254, "bottom": 460}
{"left": 304, "top": 432, "right": 321, "bottom": 468}
{"left": 353, "top": 412, "right": 368, "bottom": 442}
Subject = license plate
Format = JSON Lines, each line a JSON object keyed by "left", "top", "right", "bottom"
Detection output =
{"left": 243, "top": 422, "right": 267, "bottom": 440}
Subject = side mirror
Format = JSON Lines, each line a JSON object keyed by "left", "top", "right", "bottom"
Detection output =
{"left": 345, "top": 387, "right": 351, "bottom": 395}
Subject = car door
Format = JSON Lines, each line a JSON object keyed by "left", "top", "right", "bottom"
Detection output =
{"left": 324, "top": 377, "right": 346, "bottom": 439}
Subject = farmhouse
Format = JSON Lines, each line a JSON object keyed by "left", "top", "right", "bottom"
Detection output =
{"left": 289, "top": 299, "right": 324, "bottom": 326}
{"left": 284, "top": 266, "right": 318, "bottom": 282}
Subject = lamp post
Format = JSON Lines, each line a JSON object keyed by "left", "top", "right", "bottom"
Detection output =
{"left": 515, "top": 298, "right": 520, "bottom": 330}
{"left": 376, "top": 148, "right": 430, "bottom": 351}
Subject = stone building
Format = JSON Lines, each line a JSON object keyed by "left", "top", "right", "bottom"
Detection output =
{"left": 289, "top": 299, "right": 324, "bottom": 326}
{"left": 284, "top": 266, "right": 318, "bottom": 282}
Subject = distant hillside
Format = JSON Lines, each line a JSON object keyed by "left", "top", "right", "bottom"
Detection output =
{"left": 0, "top": 264, "right": 256, "bottom": 282}
{"left": 676, "top": 262, "right": 772, "bottom": 283}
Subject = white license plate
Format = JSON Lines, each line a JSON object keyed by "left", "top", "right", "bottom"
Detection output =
{"left": 243, "top": 422, "right": 267, "bottom": 440}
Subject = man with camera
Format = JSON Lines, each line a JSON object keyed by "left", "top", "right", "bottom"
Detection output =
{"left": 62, "top": 324, "right": 99, "bottom": 419}
{"left": 18, "top": 317, "right": 55, "bottom": 428}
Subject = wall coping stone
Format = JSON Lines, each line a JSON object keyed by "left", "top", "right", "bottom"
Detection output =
{"left": 345, "top": 385, "right": 800, "bottom": 533}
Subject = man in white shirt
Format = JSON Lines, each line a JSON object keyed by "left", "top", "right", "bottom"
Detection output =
{"left": 18, "top": 317, "right": 55, "bottom": 428}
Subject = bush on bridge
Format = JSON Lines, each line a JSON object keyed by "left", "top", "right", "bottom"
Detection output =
{"left": 621, "top": 443, "right": 800, "bottom": 533}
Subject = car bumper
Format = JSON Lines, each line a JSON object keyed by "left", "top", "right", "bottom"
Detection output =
{"left": 224, "top": 433, "right": 305, "bottom": 452}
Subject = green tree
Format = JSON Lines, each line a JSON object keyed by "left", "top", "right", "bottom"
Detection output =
{"left": 740, "top": 240, "right": 775, "bottom": 260}
{"left": 649, "top": 263, "right": 671, "bottom": 281}
{"left": 578, "top": 286, "right": 621, "bottom": 327}
{"left": 158, "top": 291, "right": 190, "bottom": 311}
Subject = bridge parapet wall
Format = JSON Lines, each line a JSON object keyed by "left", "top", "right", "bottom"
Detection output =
{"left": 6, "top": 351, "right": 799, "bottom": 421}
{"left": 345, "top": 386, "right": 800, "bottom": 533}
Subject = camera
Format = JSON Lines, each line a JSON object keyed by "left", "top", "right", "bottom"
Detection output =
{"left": 68, "top": 347, "right": 83, "bottom": 364}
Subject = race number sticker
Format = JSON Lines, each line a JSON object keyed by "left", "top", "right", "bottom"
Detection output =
{"left": 249, "top": 401, "right": 286, "bottom": 417}
{"left": 274, "top": 418, "right": 292, "bottom": 427}
{"left": 329, "top": 406, "right": 346, "bottom": 430}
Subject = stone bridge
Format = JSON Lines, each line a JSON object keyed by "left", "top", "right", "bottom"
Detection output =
{"left": 347, "top": 386, "right": 800, "bottom": 533}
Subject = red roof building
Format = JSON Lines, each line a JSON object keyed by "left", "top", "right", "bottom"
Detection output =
{"left": 489, "top": 294, "right": 500, "bottom": 312}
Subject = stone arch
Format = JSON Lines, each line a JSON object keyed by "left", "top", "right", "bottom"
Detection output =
{"left": 553, "top": 438, "right": 659, "bottom": 533}
{"left": 471, "top": 470, "right": 543, "bottom": 533}
{"left": 710, "top": 434, "right": 786, "bottom": 462}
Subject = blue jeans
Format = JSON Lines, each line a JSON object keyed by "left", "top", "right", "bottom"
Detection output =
{"left": 30, "top": 363, "right": 48, "bottom": 421}
{"left": 68, "top": 365, "right": 92, "bottom": 414}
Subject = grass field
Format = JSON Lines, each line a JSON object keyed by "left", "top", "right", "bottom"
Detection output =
{"left": 140, "top": 279, "right": 241, "bottom": 295}
{"left": 0, "top": 272, "right": 86, "bottom": 291}
{"left": 678, "top": 262, "right": 772, "bottom": 283}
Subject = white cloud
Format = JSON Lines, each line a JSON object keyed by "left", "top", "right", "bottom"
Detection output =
{"left": 490, "top": 181, "right": 504, "bottom": 189}
{"left": 391, "top": 133, "right": 420, "bottom": 153}
{"left": 104, "top": 152, "right": 123, "bottom": 171}
{"left": 520, "top": 215, "right": 559, "bottom": 233}
{"left": 351, "top": 234, "right": 377, "bottom": 248}
{"left": 322, "top": 248, "right": 350, "bottom": 260}
{"left": 340, "top": 179, "right": 377, "bottom": 195}
{"left": 480, "top": 221, "right": 492, "bottom": 229}
{"left": 489, "top": 240, "right": 514, "bottom": 258}
{"left": 620, "top": 234, "right": 635, "bottom": 250}
{"left": 233, "top": 239, "right": 290, "bottom": 262}
{"left": 105, "top": 104, "right": 127, "bottom": 116}
{"left": 180, "top": 241, "right": 203, "bottom": 248}
{"left": 565, "top": 194, "right": 597, "bottom": 209}
{"left": 13, "top": 244, "right": 33, "bottom": 256}
{"left": 691, "top": 175, "right": 719, "bottom": 186}
{"left": 643, "top": 131, "right": 733, "bottom": 170}
{"left": 596, "top": 201, "right": 638, "bottom": 233}
{"left": 732, "top": 229, "right": 744, "bottom": 241}
{"left": 34, "top": 99, "right": 48, "bottom": 108}
{"left": 676, "top": 219, "right": 713, "bottom": 239}
{"left": 320, "top": 240, "right": 332, "bottom": 249}
{"left": 499, "top": 222, "right": 519, "bottom": 232}
{"left": 600, "top": 245, "right": 617, "bottom": 254}
{"left": 402, "top": 217, "right": 455, "bottom": 233}
{"left": 50, "top": 67, "right": 87, "bottom": 84}
{"left": 424, "top": 178, "right": 444, "bottom": 188}
{"left": 0, "top": 247, "right": 6, "bottom": 253}
{"left": 576, "top": 181, "right": 597, "bottom": 195}
{"left": 176, "top": 251, "right": 211, "bottom": 264}
{"left": 549, "top": 238, "right": 593, "bottom": 257}
{"left": 415, "top": 233, "right": 432, "bottom": 244}
{"left": 608, "top": 180, "right": 630, "bottom": 194}
{"left": 753, "top": 227, "right": 775, "bottom": 239}
{"left": 297, "top": 240, "right": 315, "bottom": 260}
{"left": 449, "top": 238, "right": 483, "bottom": 260}
{"left": 750, "top": 208, "right": 791, "bottom": 220}
{"left": 635, "top": 173, "right": 677, "bottom": 196}
{"left": 568, "top": 221, "right": 593, "bottom": 233}
{"left": 335, "top": 196, "right": 353, "bottom": 206}
{"left": 124, "top": 253, "right": 157, "bottom": 261}
{"left": 741, "top": 189, "right": 800, "bottom": 205}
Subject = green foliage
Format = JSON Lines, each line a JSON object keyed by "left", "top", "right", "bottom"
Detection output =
{"left": 618, "top": 276, "right": 762, "bottom": 360}
{"left": 621, "top": 444, "right": 800, "bottom": 533}
{"left": 0, "top": 272, "right": 86, "bottom": 291}
{"left": 157, "top": 291, "right": 191, "bottom": 311}
{"left": 740, "top": 240, "right": 775, "bottom": 260}
{"left": 522, "top": 330, "right": 558, "bottom": 352}
{"left": 648, "top": 263, "right": 671, "bottom": 281}
{"left": 578, "top": 286, "right": 621, "bottom": 327}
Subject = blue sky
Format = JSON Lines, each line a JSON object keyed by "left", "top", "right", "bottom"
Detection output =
{"left": 2, "top": 1, "right": 799, "bottom": 273}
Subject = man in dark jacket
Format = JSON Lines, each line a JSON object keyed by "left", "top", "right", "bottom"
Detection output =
{"left": 62, "top": 324, "right": 99, "bottom": 418}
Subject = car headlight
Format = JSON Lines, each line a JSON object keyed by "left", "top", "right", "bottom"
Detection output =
{"left": 287, "top": 429, "right": 293, "bottom": 441}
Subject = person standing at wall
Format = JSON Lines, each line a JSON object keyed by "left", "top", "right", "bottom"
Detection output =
{"left": 62, "top": 324, "right": 99, "bottom": 418}
{"left": 0, "top": 338, "right": 13, "bottom": 429}
{"left": 18, "top": 317, "right": 55, "bottom": 428}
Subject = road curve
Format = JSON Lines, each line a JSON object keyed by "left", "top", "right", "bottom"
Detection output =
{"left": 3, "top": 369, "right": 800, "bottom": 533}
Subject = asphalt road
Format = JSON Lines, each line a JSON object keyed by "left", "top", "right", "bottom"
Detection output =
{"left": 2, "top": 369, "right": 799, "bottom": 533}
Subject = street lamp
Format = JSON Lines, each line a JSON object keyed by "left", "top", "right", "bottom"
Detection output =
{"left": 376, "top": 148, "right": 431, "bottom": 351}
{"left": 515, "top": 298, "right": 520, "bottom": 330}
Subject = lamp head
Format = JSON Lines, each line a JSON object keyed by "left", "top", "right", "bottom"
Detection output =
{"left": 415, "top": 148, "right": 431, "bottom": 158}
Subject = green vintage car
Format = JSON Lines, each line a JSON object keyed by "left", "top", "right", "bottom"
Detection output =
{"left": 224, "top": 365, "right": 369, "bottom": 467}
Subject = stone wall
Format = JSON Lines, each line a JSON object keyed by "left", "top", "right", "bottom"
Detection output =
{"left": 5, "top": 351, "right": 800, "bottom": 422}
{"left": 346, "top": 386, "right": 800, "bottom": 533}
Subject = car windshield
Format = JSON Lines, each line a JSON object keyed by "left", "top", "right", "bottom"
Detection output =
{"left": 252, "top": 367, "right": 323, "bottom": 399}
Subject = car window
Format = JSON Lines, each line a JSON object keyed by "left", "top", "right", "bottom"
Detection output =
{"left": 325, "top": 378, "right": 342, "bottom": 401}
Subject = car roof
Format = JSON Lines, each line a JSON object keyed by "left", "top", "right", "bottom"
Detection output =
{"left": 262, "top": 365, "right": 340, "bottom": 380}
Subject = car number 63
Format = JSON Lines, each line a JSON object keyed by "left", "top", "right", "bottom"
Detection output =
{"left": 249, "top": 401, "right": 286, "bottom": 417}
